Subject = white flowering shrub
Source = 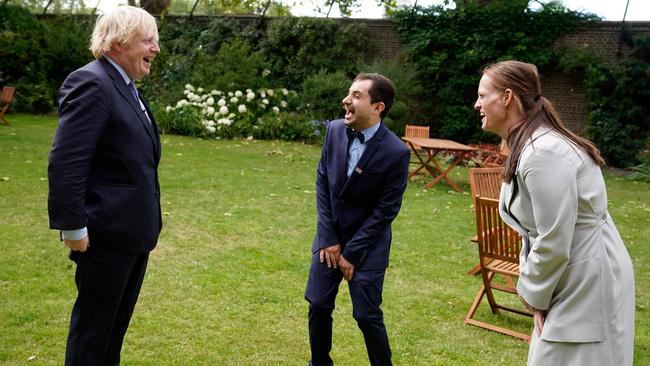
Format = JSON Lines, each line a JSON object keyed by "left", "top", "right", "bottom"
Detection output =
{"left": 159, "top": 84, "right": 325, "bottom": 141}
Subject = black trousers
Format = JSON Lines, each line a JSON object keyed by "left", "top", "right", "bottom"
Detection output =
{"left": 65, "top": 248, "right": 149, "bottom": 366}
{"left": 305, "top": 252, "right": 392, "bottom": 366}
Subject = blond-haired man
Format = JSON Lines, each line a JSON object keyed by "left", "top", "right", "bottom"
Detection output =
{"left": 48, "top": 6, "right": 161, "bottom": 365}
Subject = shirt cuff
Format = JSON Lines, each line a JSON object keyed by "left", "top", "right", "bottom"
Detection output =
{"left": 62, "top": 227, "right": 88, "bottom": 241}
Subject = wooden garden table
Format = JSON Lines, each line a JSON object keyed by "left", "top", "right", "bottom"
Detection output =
{"left": 402, "top": 136, "right": 476, "bottom": 192}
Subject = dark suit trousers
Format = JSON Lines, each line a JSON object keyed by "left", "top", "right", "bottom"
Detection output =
{"left": 305, "top": 252, "right": 392, "bottom": 366}
{"left": 65, "top": 248, "right": 149, "bottom": 366}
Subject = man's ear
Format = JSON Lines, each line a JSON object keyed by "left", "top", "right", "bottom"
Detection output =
{"left": 374, "top": 101, "right": 385, "bottom": 115}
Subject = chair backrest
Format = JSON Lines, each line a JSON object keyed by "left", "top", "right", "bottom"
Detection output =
{"left": 475, "top": 196, "right": 521, "bottom": 264}
{"left": 469, "top": 167, "right": 504, "bottom": 212}
{"left": 0, "top": 86, "right": 16, "bottom": 103}
{"left": 404, "top": 124, "right": 430, "bottom": 138}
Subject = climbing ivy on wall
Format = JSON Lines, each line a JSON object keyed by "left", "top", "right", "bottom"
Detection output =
{"left": 393, "top": 2, "right": 596, "bottom": 143}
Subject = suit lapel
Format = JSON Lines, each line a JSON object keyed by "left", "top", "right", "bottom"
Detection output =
{"left": 100, "top": 58, "right": 158, "bottom": 152}
{"left": 339, "top": 124, "right": 385, "bottom": 196}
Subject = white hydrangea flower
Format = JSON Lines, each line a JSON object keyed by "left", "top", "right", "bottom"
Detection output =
{"left": 219, "top": 106, "right": 229, "bottom": 115}
{"left": 238, "top": 104, "right": 247, "bottom": 113}
{"left": 165, "top": 106, "right": 172, "bottom": 112}
{"left": 272, "top": 106, "right": 280, "bottom": 114}
{"left": 235, "top": 90, "right": 243, "bottom": 97}
{"left": 246, "top": 135, "right": 253, "bottom": 140}
{"left": 211, "top": 90, "right": 218, "bottom": 95}
{"left": 183, "top": 89, "right": 190, "bottom": 95}
{"left": 267, "top": 89, "right": 274, "bottom": 96}
{"left": 262, "top": 99, "right": 269, "bottom": 105}
{"left": 207, "top": 97, "right": 214, "bottom": 106}
{"left": 207, "top": 126, "right": 216, "bottom": 133}
{"left": 246, "top": 88, "right": 252, "bottom": 93}
{"left": 228, "top": 92, "right": 234, "bottom": 97}
{"left": 228, "top": 113, "right": 235, "bottom": 119}
{"left": 197, "top": 87, "right": 204, "bottom": 93}
{"left": 185, "top": 84, "right": 194, "bottom": 91}
{"left": 206, "top": 106, "right": 215, "bottom": 115}
{"left": 262, "top": 69, "right": 271, "bottom": 77}
{"left": 280, "top": 100, "right": 287, "bottom": 108}
{"left": 230, "top": 97, "right": 239, "bottom": 104}
{"left": 218, "top": 99, "right": 226, "bottom": 107}
{"left": 260, "top": 91, "right": 266, "bottom": 98}
{"left": 246, "top": 92, "right": 255, "bottom": 101}
{"left": 281, "top": 88, "right": 289, "bottom": 96}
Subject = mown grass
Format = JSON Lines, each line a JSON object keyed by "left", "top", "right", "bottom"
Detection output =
{"left": 1, "top": 114, "right": 648, "bottom": 365}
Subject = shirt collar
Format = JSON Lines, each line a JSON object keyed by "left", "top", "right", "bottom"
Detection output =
{"left": 360, "top": 122, "right": 381, "bottom": 143}
{"left": 104, "top": 56, "right": 133, "bottom": 86}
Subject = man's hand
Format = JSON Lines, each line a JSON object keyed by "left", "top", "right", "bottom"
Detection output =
{"left": 533, "top": 308, "right": 546, "bottom": 337}
{"left": 339, "top": 255, "right": 355, "bottom": 281}
{"left": 64, "top": 236, "right": 89, "bottom": 252}
{"left": 319, "top": 244, "right": 341, "bottom": 269}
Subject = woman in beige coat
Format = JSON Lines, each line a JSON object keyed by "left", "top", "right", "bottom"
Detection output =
{"left": 473, "top": 60, "right": 635, "bottom": 365}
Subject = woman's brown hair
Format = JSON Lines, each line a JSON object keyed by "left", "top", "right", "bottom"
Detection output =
{"left": 482, "top": 61, "right": 605, "bottom": 183}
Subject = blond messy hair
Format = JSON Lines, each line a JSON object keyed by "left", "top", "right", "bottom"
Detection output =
{"left": 89, "top": 6, "right": 158, "bottom": 59}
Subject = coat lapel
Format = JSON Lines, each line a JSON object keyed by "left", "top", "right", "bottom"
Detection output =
{"left": 339, "top": 124, "right": 385, "bottom": 196}
{"left": 100, "top": 58, "right": 158, "bottom": 152}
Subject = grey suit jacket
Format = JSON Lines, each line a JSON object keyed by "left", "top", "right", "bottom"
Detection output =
{"left": 499, "top": 128, "right": 634, "bottom": 350}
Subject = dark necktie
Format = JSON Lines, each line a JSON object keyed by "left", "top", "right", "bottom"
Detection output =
{"left": 128, "top": 82, "right": 140, "bottom": 103}
{"left": 346, "top": 128, "right": 365, "bottom": 144}
{"left": 129, "top": 82, "right": 151, "bottom": 124}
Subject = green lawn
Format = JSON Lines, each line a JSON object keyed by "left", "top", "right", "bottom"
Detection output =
{"left": 1, "top": 114, "right": 648, "bottom": 365}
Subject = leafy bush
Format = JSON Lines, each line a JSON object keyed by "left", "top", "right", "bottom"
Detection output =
{"left": 357, "top": 58, "right": 424, "bottom": 134}
{"left": 393, "top": 2, "right": 594, "bottom": 143}
{"left": 161, "top": 84, "right": 311, "bottom": 141}
{"left": 154, "top": 103, "right": 207, "bottom": 138}
{"left": 261, "top": 17, "right": 369, "bottom": 90}
{"left": 300, "top": 69, "right": 349, "bottom": 122}
{"left": 627, "top": 149, "right": 650, "bottom": 183}
{"left": 585, "top": 36, "right": 650, "bottom": 167}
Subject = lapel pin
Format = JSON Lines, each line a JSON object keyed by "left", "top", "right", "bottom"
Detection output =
{"left": 355, "top": 167, "right": 363, "bottom": 174}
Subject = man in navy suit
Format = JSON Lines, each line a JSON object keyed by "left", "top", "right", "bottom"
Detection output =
{"left": 305, "top": 73, "right": 410, "bottom": 366}
{"left": 48, "top": 6, "right": 161, "bottom": 365}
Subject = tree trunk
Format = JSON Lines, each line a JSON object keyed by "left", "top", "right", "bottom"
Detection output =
{"left": 42, "top": 0, "right": 53, "bottom": 15}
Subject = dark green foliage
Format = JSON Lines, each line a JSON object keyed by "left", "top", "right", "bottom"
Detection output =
{"left": 627, "top": 152, "right": 650, "bottom": 183}
{"left": 142, "top": 17, "right": 248, "bottom": 106}
{"left": 261, "top": 17, "right": 369, "bottom": 90}
{"left": 585, "top": 36, "right": 650, "bottom": 167}
{"left": 0, "top": 7, "right": 93, "bottom": 113}
{"left": 393, "top": 2, "right": 595, "bottom": 143}
{"left": 188, "top": 39, "right": 270, "bottom": 91}
{"left": 300, "top": 69, "right": 349, "bottom": 122}
{"left": 357, "top": 58, "right": 424, "bottom": 135}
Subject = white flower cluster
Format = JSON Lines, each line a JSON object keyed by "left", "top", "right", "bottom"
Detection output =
{"left": 165, "top": 84, "right": 296, "bottom": 135}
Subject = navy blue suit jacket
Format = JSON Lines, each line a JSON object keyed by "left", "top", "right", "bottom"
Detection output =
{"left": 312, "top": 119, "right": 410, "bottom": 270}
{"left": 48, "top": 57, "right": 162, "bottom": 252}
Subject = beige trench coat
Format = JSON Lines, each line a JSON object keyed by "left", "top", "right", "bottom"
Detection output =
{"left": 499, "top": 128, "right": 635, "bottom": 366}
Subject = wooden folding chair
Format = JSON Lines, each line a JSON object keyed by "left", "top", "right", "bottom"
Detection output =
{"left": 0, "top": 86, "right": 16, "bottom": 125}
{"left": 404, "top": 124, "right": 430, "bottom": 175}
{"left": 467, "top": 167, "right": 504, "bottom": 275}
{"left": 464, "top": 196, "right": 532, "bottom": 342}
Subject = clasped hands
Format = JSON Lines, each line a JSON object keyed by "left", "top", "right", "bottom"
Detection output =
{"left": 320, "top": 244, "right": 354, "bottom": 281}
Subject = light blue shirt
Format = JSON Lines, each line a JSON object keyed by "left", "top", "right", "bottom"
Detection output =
{"left": 347, "top": 122, "right": 381, "bottom": 177}
{"left": 62, "top": 57, "right": 137, "bottom": 241}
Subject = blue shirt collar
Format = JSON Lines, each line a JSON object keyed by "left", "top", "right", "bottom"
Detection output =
{"left": 359, "top": 122, "right": 381, "bottom": 143}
